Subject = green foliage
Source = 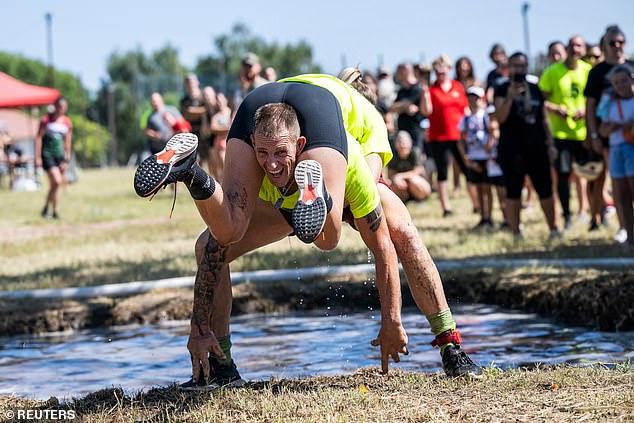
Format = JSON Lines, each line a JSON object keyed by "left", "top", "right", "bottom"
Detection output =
{"left": 195, "top": 23, "right": 321, "bottom": 92}
{"left": 94, "top": 45, "right": 187, "bottom": 164}
{"left": 0, "top": 51, "right": 90, "bottom": 114}
{"left": 69, "top": 114, "right": 110, "bottom": 167}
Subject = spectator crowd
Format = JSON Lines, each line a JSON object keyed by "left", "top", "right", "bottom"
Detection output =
{"left": 136, "top": 25, "right": 634, "bottom": 246}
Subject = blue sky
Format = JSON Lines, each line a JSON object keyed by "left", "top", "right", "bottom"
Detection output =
{"left": 2, "top": 0, "right": 633, "bottom": 93}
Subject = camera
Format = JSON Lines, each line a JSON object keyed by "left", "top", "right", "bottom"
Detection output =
{"left": 512, "top": 73, "right": 526, "bottom": 83}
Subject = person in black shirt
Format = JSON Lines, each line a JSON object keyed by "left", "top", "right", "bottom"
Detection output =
{"left": 391, "top": 63, "right": 424, "bottom": 149}
{"left": 485, "top": 43, "right": 509, "bottom": 104}
{"left": 494, "top": 52, "right": 559, "bottom": 239}
{"left": 584, "top": 25, "right": 634, "bottom": 233}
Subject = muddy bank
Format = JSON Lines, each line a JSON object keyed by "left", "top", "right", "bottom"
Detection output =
{"left": 0, "top": 267, "right": 632, "bottom": 336}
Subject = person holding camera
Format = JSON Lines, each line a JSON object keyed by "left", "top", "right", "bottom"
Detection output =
{"left": 494, "top": 52, "right": 560, "bottom": 240}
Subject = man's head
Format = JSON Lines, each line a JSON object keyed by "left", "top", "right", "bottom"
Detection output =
{"left": 242, "top": 52, "right": 262, "bottom": 80}
{"left": 185, "top": 73, "right": 201, "bottom": 97}
{"left": 395, "top": 63, "right": 415, "bottom": 86}
{"left": 252, "top": 103, "right": 306, "bottom": 188}
{"left": 508, "top": 52, "right": 528, "bottom": 81}
{"left": 150, "top": 92, "right": 164, "bottom": 111}
{"left": 547, "top": 41, "right": 566, "bottom": 63}
{"left": 394, "top": 131, "right": 413, "bottom": 159}
{"left": 566, "top": 36, "right": 586, "bottom": 62}
{"left": 489, "top": 43, "right": 507, "bottom": 65}
{"left": 603, "top": 25, "right": 626, "bottom": 63}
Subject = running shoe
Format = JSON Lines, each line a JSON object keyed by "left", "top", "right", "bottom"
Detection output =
{"left": 180, "top": 357, "right": 245, "bottom": 391}
{"left": 441, "top": 344, "right": 483, "bottom": 378}
{"left": 292, "top": 160, "right": 329, "bottom": 244}
{"left": 134, "top": 133, "right": 198, "bottom": 198}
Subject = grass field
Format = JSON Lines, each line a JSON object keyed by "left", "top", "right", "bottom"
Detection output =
{"left": 0, "top": 166, "right": 629, "bottom": 291}
{"left": 2, "top": 365, "right": 632, "bottom": 422}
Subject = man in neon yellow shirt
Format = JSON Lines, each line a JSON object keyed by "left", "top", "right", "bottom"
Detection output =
{"left": 539, "top": 36, "right": 592, "bottom": 228}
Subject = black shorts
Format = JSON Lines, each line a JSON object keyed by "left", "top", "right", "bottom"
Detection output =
{"left": 228, "top": 82, "right": 348, "bottom": 160}
{"left": 499, "top": 149, "right": 552, "bottom": 200}
{"left": 554, "top": 139, "right": 588, "bottom": 174}
{"left": 427, "top": 140, "right": 467, "bottom": 181}
{"left": 466, "top": 160, "right": 489, "bottom": 184}
{"left": 41, "top": 153, "right": 64, "bottom": 171}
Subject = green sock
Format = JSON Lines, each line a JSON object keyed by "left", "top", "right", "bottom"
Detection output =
{"left": 427, "top": 309, "right": 457, "bottom": 354}
{"left": 217, "top": 336, "right": 232, "bottom": 364}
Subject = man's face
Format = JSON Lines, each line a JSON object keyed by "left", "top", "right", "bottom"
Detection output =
{"left": 605, "top": 33, "right": 626, "bottom": 61}
{"left": 150, "top": 94, "right": 163, "bottom": 111}
{"left": 568, "top": 37, "right": 586, "bottom": 61}
{"left": 252, "top": 130, "right": 304, "bottom": 188}
{"left": 549, "top": 43, "right": 567, "bottom": 63}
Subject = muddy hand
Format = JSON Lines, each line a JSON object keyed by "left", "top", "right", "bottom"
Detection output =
{"left": 187, "top": 330, "right": 225, "bottom": 383}
{"left": 370, "top": 322, "right": 409, "bottom": 374}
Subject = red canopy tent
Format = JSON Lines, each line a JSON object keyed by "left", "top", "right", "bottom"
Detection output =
{"left": 0, "top": 71, "right": 60, "bottom": 108}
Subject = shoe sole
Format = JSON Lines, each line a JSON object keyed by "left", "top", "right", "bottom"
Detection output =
{"left": 179, "top": 378, "right": 246, "bottom": 392}
{"left": 292, "top": 160, "right": 327, "bottom": 244}
{"left": 134, "top": 133, "right": 198, "bottom": 198}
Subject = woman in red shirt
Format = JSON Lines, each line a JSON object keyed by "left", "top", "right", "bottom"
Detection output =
{"left": 420, "top": 55, "right": 470, "bottom": 216}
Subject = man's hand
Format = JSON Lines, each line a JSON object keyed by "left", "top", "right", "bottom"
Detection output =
{"left": 187, "top": 327, "right": 225, "bottom": 383}
{"left": 554, "top": 105, "right": 568, "bottom": 119}
{"left": 370, "top": 321, "right": 409, "bottom": 374}
{"left": 572, "top": 109, "right": 585, "bottom": 121}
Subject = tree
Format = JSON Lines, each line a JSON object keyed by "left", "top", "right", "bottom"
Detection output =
{"left": 70, "top": 114, "right": 110, "bottom": 167}
{"left": 93, "top": 44, "right": 187, "bottom": 164}
{"left": 195, "top": 23, "right": 321, "bottom": 93}
{"left": 0, "top": 51, "right": 90, "bottom": 114}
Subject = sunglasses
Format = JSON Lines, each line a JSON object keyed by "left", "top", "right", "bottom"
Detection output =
{"left": 608, "top": 39, "right": 625, "bottom": 47}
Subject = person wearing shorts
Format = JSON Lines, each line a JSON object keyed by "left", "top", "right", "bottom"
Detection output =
{"left": 35, "top": 96, "right": 72, "bottom": 219}
{"left": 494, "top": 53, "right": 560, "bottom": 239}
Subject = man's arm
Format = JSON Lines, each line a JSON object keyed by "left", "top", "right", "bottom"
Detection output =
{"left": 356, "top": 204, "right": 408, "bottom": 373}
{"left": 585, "top": 97, "right": 602, "bottom": 152}
{"left": 187, "top": 236, "right": 227, "bottom": 383}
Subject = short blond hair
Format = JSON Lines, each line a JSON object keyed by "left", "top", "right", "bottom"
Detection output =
{"left": 253, "top": 103, "right": 300, "bottom": 140}
{"left": 432, "top": 54, "right": 453, "bottom": 69}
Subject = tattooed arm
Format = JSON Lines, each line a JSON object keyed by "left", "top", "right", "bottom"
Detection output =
{"left": 355, "top": 204, "right": 408, "bottom": 373}
{"left": 187, "top": 235, "right": 228, "bottom": 383}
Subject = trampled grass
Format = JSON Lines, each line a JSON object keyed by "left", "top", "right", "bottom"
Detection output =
{"left": 1, "top": 365, "right": 632, "bottom": 422}
{"left": 0, "top": 167, "right": 629, "bottom": 291}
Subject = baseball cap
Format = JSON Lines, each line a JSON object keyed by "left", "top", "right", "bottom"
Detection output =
{"left": 242, "top": 52, "right": 260, "bottom": 66}
{"left": 466, "top": 86, "right": 485, "bottom": 98}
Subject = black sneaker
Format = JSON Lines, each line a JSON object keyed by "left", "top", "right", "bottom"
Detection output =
{"left": 134, "top": 133, "right": 198, "bottom": 198}
{"left": 292, "top": 160, "right": 330, "bottom": 244}
{"left": 441, "top": 344, "right": 483, "bottom": 378}
{"left": 180, "top": 357, "right": 245, "bottom": 391}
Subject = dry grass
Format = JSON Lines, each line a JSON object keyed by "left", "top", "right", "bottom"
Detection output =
{"left": 1, "top": 167, "right": 630, "bottom": 292}
{"left": 1, "top": 365, "right": 632, "bottom": 422}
